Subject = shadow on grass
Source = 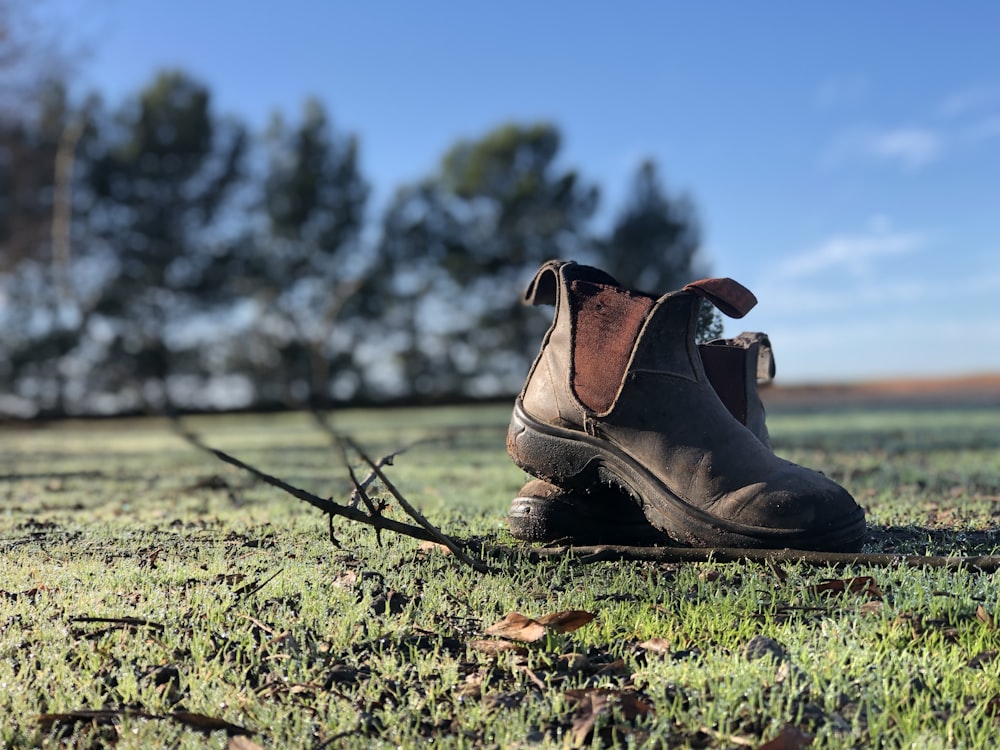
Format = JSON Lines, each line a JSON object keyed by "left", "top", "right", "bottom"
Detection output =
{"left": 866, "top": 524, "right": 1000, "bottom": 557}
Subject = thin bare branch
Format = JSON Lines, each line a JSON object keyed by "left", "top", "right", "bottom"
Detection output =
{"left": 522, "top": 543, "right": 1000, "bottom": 571}
{"left": 173, "top": 415, "right": 997, "bottom": 575}
{"left": 171, "top": 422, "right": 442, "bottom": 545}
{"left": 310, "top": 408, "right": 425, "bottom": 507}
{"left": 343, "top": 435, "right": 490, "bottom": 573}
{"left": 331, "top": 428, "right": 382, "bottom": 529}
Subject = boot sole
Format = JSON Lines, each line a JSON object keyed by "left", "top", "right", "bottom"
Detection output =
{"left": 508, "top": 402, "right": 867, "bottom": 552}
{"left": 508, "top": 492, "right": 669, "bottom": 545}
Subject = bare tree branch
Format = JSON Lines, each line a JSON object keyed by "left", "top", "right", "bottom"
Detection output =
{"left": 331, "top": 428, "right": 383, "bottom": 532}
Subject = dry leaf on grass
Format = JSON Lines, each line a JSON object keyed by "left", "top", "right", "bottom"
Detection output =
{"left": 331, "top": 570, "right": 359, "bottom": 588}
{"left": 565, "top": 688, "right": 653, "bottom": 746}
{"left": 37, "top": 709, "right": 156, "bottom": 732}
{"left": 568, "top": 691, "right": 611, "bottom": 746}
{"left": 859, "top": 601, "right": 883, "bottom": 616}
{"left": 536, "top": 610, "right": 596, "bottom": 632}
{"left": 37, "top": 710, "right": 254, "bottom": 739}
{"left": 976, "top": 603, "right": 995, "bottom": 628}
{"left": 637, "top": 638, "right": 672, "bottom": 654}
{"left": 485, "top": 612, "right": 546, "bottom": 642}
{"left": 468, "top": 639, "right": 529, "bottom": 656}
{"left": 809, "top": 576, "right": 882, "bottom": 599}
{"left": 169, "top": 711, "right": 255, "bottom": 737}
{"left": 484, "top": 610, "right": 596, "bottom": 643}
{"left": 417, "top": 541, "right": 452, "bottom": 555}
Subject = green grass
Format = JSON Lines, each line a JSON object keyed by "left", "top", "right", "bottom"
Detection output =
{"left": 2, "top": 405, "right": 1000, "bottom": 748}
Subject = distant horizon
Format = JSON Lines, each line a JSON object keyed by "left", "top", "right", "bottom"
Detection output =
{"left": 769, "top": 371, "right": 1000, "bottom": 388}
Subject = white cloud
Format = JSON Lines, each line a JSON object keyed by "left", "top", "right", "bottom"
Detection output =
{"left": 755, "top": 263, "right": 1000, "bottom": 318}
{"left": 821, "top": 83, "right": 1000, "bottom": 173}
{"left": 938, "top": 84, "right": 1000, "bottom": 119}
{"left": 821, "top": 126, "right": 944, "bottom": 171}
{"left": 738, "top": 272, "right": 1000, "bottom": 382}
{"left": 740, "top": 227, "right": 1000, "bottom": 382}
{"left": 867, "top": 128, "right": 944, "bottom": 169}
{"left": 773, "top": 223, "right": 924, "bottom": 281}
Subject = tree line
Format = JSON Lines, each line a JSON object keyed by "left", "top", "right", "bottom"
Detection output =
{"left": 1, "top": 69, "right": 715, "bottom": 418}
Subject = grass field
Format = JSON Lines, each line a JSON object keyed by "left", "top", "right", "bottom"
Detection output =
{"left": 2, "top": 404, "right": 1000, "bottom": 748}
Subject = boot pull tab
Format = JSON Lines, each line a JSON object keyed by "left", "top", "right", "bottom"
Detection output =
{"left": 682, "top": 278, "right": 757, "bottom": 319}
{"left": 523, "top": 260, "right": 622, "bottom": 306}
{"left": 734, "top": 332, "right": 775, "bottom": 384}
{"left": 523, "top": 260, "right": 564, "bottom": 306}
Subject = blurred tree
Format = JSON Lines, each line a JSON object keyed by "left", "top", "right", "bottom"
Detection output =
{"left": 0, "top": 82, "right": 100, "bottom": 417}
{"left": 0, "top": 86, "right": 60, "bottom": 272}
{"left": 0, "top": 0, "right": 101, "bottom": 416}
{"left": 0, "top": 0, "right": 77, "bottom": 119}
{"left": 0, "top": 53, "right": 716, "bottom": 414}
{"left": 82, "top": 70, "right": 247, "bottom": 410}
{"left": 364, "top": 181, "right": 469, "bottom": 397}
{"left": 220, "top": 98, "right": 369, "bottom": 407}
{"left": 366, "top": 133, "right": 717, "bottom": 399}
{"left": 368, "top": 122, "right": 598, "bottom": 397}
{"left": 0, "top": 0, "right": 77, "bottom": 273}
{"left": 599, "top": 159, "right": 721, "bottom": 340}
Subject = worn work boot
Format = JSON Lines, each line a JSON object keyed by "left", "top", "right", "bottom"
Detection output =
{"left": 505, "top": 260, "right": 866, "bottom": 552}
{"left": 509, "top": 332, "right": 775, "bottom": 544}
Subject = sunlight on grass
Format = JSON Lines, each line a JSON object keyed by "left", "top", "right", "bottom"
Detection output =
{"left": 2, "top": 405, "right": 1000, "bottom": 747}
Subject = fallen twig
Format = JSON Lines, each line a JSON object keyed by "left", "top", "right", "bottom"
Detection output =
{"left": 171, "top": 416, "right": 999, "bottom": 574}
{"left": 173, "top": 419, "right": 490, "bottom": 572}
{"left": 310, "top": 408, "right": 437, "bottom": 508}
{"left": 171, "top": 423, "right": 444, "bottom": 546}
{"left": 342, "top": 435, "right": 490, "bottom": 573}
{"left": 312, "top": 409, "right": 488, "bottom": 571}
{"left": 522, "top": 543, "right": 1000, "bottom": 571}
{"left": 332, "top": 431, "right": 384, "bottom": 538}
{"left": 36, "top": 708, "right": 254, "bottom": 738}
{"left": 69, "top": 616, "right": 164, "bottom": 631}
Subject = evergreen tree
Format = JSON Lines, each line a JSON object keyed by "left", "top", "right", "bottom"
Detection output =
{"left": 370, "top": 123, "right": 598, "bottom": 397}
{"left": 0, "top": 83, "right": 97, "bottom": 416}
{"left": 600, "top": 159, "right": 721, "bottom": 340}
{"left": 81, "top": 70, "right": 247, "bottom": 410}
{"left": 236, "top": 99, "right": 369, "bottom": 406}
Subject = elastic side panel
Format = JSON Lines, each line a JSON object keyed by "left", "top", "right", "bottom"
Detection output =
{"left": 569, "top": 280, "right": 655, "bottom": 413}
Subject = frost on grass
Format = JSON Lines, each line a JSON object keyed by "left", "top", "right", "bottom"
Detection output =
{"left": 4, "top": 407, "right": 1000, "bottom": 747}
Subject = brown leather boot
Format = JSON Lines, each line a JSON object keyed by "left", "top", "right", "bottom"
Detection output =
{"left": 509, "top": 332, "right": 775, "bottom": 544}
{"left": 506, "top": 260, "right": 866, "bottom": 551}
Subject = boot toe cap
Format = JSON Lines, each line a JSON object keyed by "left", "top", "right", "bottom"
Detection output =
{"left": 710, "top": 468, "right": 866, "bottom": 551}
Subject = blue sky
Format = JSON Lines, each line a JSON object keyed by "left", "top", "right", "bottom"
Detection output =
{"left": 54, "top": 0, "right": 1000, "bottom": 383}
